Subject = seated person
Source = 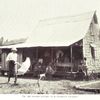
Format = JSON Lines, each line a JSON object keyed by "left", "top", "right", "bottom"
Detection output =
{"left": 45, "top": 63, "right": 55, "bottom": 79}
{"left": 34, "top": 58, "right": 44, "bottom": 77}
{"left": 56, "top": 50, "right": 64, "bottom": 63}
{"left": 81, "top": 58, "right": 88, "bottom": 76}
{"left": 43, "top": 51, "right": 51, "bottom": 66}
{"left": 64, "top": 55, "right": 69, "bottom": 63}
{"left": 76, "top": 69, "right": 85, "bottom": 80}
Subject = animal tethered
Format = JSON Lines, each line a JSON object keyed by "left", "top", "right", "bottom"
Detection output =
{"left": 39, "top": 73, "right": 46, "bottom": 80}
{"left": 15, "top": 57, "right": 31, "bottom": 75}
{"left": 38, "top": 65, "right": 56, "bottom": 80}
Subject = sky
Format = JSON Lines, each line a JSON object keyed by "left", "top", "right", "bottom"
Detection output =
{"left": 0, "top": 0, "right": 100, "bottom": 40}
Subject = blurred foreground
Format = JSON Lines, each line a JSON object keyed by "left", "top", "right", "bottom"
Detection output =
{"left": 0, "top": 76, "right": 99, "bottom": 94}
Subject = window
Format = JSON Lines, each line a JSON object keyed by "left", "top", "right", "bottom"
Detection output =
{"left": 91, "top": 46, "right": 95, "bottom": 59}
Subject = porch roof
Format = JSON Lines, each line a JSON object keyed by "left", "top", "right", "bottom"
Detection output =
{"left": 0, "top": 11, "right": 95, "bottom": 48}
{"left": 27, "top": 11, "right": 94, "bottom": 47}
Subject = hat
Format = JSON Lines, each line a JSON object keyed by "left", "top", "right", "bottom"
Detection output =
{"left": 11, "top": 47, "right": 17, "bottom": 51}
{"left": 38, "top": 58, "right": 43, "bottom": 63}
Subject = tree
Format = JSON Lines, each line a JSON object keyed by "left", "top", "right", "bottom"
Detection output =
{"left": 0, "top": 37, "right": 4, "bottom": 45}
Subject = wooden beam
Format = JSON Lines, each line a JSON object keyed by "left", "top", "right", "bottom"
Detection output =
{"left": 70, "top": 46, "right": 72, "bottom": 63}
{"left": 70, "top": 46, "right": 73, "bottom": 72}
{"left": 36, "top": 47, "right": 38, "bottom": 60}
{"left": 51, "top": 47, "right": 53, "bottom": 63}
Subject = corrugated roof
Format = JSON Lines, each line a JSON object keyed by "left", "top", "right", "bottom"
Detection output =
{"left": 0, "top": 11, "right": 95, "bottom": 48}
{"left": 26, "top": 11, "right": 94, "bottom": 46}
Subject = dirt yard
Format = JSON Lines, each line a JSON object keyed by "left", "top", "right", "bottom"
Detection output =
{"left": 0, "top": 76, "right": 97, "bottom": 94}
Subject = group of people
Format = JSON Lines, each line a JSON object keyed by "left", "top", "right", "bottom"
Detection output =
{"left": 55, "top": 50, "right": 69, "bottom": 63}
{"left": 33, "top": 58, "right": 55, "bottom": 79}
{"left": 76, "top": 58, "right": 88, "bottom": 80}
{"left": 6, "top": 48, "right": 88, "bottom": 84}
{"left": 6, "top": 47, "right": 56, "bottom": 84}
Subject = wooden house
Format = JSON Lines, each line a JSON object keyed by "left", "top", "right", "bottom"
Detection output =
{"left": 0, "top": 11, "right": 100, "bottom": 77}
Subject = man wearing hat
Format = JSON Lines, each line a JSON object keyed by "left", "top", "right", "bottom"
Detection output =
{"left": 6, "top": 47, "right": 18, "bottom": 84}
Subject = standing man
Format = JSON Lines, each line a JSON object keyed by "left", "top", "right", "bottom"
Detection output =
{"left": 6, "top": 47, "right": 18, "bottom": 84}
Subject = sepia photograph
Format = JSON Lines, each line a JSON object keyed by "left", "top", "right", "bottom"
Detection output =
{"left": 0, "top": 0, "right": 100, "bottom": 99}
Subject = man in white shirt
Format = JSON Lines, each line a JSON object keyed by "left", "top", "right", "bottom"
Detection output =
{"left": 6, "top": 47, "right": 18, "bottom": 84}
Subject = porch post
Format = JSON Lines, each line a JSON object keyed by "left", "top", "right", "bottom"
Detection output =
{"left": 51, "top": 47, "right": 53, "bottom": 63}
{"left": 36, "top": 47, "right": 38, "bottom": 60}
{"left": 70, "top": 45, "right": 73, "bottom": 72}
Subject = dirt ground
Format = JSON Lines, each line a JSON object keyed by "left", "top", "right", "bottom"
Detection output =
{"left": 0, "top": 76, "right": 98, "bottom": 94}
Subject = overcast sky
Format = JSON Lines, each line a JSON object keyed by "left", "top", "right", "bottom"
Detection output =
{"left": 0, "top": 0, "right": 100, "bottom": 40}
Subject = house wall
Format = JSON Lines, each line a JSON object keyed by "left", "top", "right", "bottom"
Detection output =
{"left": 83, "top": 13, "right": 100, "bottom": 74}
{"left": 1, "top": 52, "right": 8, "bottom": 71}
